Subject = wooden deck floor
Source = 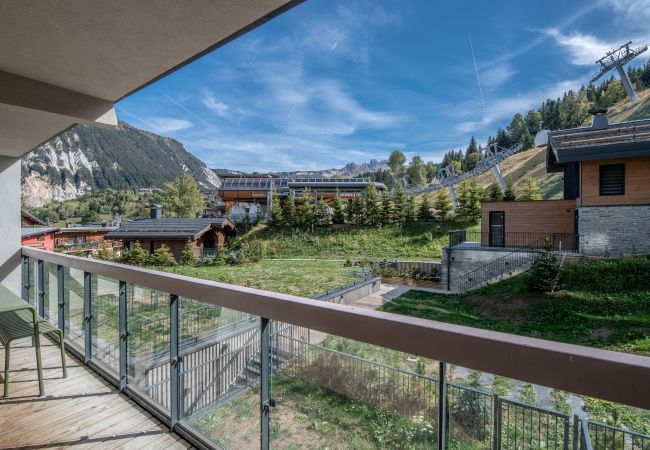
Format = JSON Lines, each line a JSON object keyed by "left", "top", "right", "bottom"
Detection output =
{"left": 0, "top": 338, "right": 192, "bottom": 450}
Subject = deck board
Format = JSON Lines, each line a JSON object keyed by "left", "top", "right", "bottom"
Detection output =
{"left": 0, "top": 338, "right": 193, "bottom": 449}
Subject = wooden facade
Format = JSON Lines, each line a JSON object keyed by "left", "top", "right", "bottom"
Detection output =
{"left": 480, "top": 200, "right": 576, "bottom": 247}
{"left": 580, "top": 156, "right": 650, "bottom": 206}
{"left": 126, "top": 228, "right": 228, "bottom": 260}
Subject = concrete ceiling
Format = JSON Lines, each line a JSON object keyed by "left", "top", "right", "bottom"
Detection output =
{"left": 0, "top": 0, "right": 302, "bottom": 158}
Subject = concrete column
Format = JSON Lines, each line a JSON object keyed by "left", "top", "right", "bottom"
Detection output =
{"left": 0, "top": 156, "right": 22, "bottom": 295}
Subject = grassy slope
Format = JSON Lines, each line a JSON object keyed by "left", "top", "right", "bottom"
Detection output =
{"left": 381, "top": 256, "right": 650, "bottom": 355}
{"left": 153, "top": 260, "right": 358, "bottom": 297}
{"left": 440, "top": 88, "right": 650, "bottom": 201}
{"left": 236, "top": 222, "right": 478, "bottom": 261}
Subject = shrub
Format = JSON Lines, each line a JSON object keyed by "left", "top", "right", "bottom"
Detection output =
{"left": 121, "top": 241, "right": 150, "bottom": 266}
{"left": 525, "top": 243, "right": 560, "bottom": 293}
{"left": 152, "top": 244, "right": 176, "bottom": 266}
{"left": 180, "top": 239, "right": 196, "bottom": 266}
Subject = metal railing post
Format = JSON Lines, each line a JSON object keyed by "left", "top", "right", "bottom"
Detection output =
{"left": 564, "top": 415, "right": 571, "bottom": 450}
{"left": 572, "top": 415, "right": 579, "bottom": 450}
{"left": 438, "top": 361, "right": 447, "bottom": 450}
{"left": 37, "top": 259, "right": 45, "bottom": 318}
{"left": 57, "top": 265, "right": 65, "bottom": 334}
{"left": 21, "top": 255, "right": 29, "bottom": 302}
{"left": 83, "top": 271, "right": 92, "bottom": 363}
{"left": 260, "top": 317, "right": 272, "bottom": 450}
{"left": 170, "top": 294, "right": 180, "bottom": 430}
{"left": 493, "top": 394, "right": 501, "bottom": 450}
{"left": 119, "top": 281, "right": 128, "bottom": 391}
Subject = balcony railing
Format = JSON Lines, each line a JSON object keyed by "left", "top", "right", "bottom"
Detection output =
{"left": 449, "top": 230, "right": 581, "bottom": 253}
{"left": 20, "top": 246, "right": 650, "bottom": 449}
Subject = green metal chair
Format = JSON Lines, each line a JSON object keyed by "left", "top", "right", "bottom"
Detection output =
{"left": 0, "top": 308, "right": 67, "bottom": 397}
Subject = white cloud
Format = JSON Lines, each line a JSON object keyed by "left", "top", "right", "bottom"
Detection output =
{"left": 543, "top": 29, "right": 614, "bottom": 66}
{"left": 456, "top": 80, "right": 578, "bottom": 134}
{"left": 480, "top": 64, "right": 518, "bottom": 90}
{"left": 599, "top": 0, "right": 650, "bottom": 30}
{"left": 145, "top": 117, "right": 193, "bottom": 133}
{"left": 202, "top": 90, "right": 230, "bottom": 118}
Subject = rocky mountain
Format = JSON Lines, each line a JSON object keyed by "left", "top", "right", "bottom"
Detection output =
{"left": 22, "top": 121, "right": 221, "bottom": 207}
{"left": 263, "top": 159, "right": 389, "bottom": 178}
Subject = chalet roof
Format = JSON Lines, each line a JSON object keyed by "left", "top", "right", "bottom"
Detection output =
{"left": 219, "top": 177, "right": 386, "bottom": 192}
{"left": 21, "top": 210, "right": 46, "bottom": 226}
{"left": 21, "top": 227, "right": 59, "bottom": 238}
{"left": 548, "top": 118, "right": 650, "bottom": 166}
{"left": 56, "top": 226, "right": 118, "bottom": 235}
{"left": 105, "top": 218, "right": 235, "bottom": 240}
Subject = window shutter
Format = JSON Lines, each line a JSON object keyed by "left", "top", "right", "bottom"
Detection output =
{"left": 599, "top": 164, "right": 625, "bottom": 196}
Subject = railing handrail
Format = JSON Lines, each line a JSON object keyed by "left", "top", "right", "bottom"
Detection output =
{"left": 21, "top": 246, "right": 650, "bottom": 410}
{"left": 587, "top": 420, "right": 650, "bottom": 439}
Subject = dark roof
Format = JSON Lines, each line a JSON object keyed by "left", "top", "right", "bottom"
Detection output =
{"left": 105, "top": 218, "right": 235, "bottom": 240}
{"left": 21, "top": 210, "right": 46, "bottom": 226}
{"left": 548, "top": 118, "right": 650, "bottom": 167}
{"left": 219, "top": 176, "right": 386, "bottom": 192}
{"left": 21, "top": 227, "right": 59, "bottom": 238}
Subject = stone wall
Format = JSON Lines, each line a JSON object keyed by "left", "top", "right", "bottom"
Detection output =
{"left": 441, "top": 248, "right": 513, "bottom": 291}
{"left": 578, "top": 205, "right": 650, "bottom": 256}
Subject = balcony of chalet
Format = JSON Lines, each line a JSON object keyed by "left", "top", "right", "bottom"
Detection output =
{"left": 1, "top": 2, "right": 649, "bottom": 450}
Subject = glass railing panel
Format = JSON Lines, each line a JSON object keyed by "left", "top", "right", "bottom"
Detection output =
{"left": 43, "top": 262, "right": 58, "bottom": 325}
{"left": 91, "top": 275, "right": 120, "bottom": 375}
{"left": 269, "top": 324, "right": 439, "bottom": 449}
{"left": 126, "top": 284, "right": 170, "bottom": 411}
{"left": 27, "top": 257, "right": 37, "bottom": 308}
{"left": 179, "top": 298, "right": 261, "bottom": 449}
{"left": 64, "top": 267, "right": 85, "bottom": 350}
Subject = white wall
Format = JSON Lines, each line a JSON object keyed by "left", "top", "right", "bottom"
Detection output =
{"left": 0, "top": 156, "right": 22, "bottom": 295}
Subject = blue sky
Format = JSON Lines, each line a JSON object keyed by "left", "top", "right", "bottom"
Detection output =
{"left": 116, "top": 0, "right": 650, "bottom": 172}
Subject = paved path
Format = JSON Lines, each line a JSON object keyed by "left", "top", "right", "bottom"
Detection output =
{"left": 348, "top": 283, "right": 453, "bottom": 310}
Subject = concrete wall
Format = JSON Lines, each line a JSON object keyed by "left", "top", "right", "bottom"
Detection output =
{"left": 0, "top": 156, "right": 22, "bottom": 295}
{"left": 315, "top": 277, "right": 381, "bottom": 305}
{"left": 440, "top": 247, "right": 535, "bottom": 291}
{"left": 578, "top": 205, "right": 650, "bottom": 256}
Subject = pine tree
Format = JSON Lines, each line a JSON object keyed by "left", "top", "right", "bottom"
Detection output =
{"left": 520, "top": 127, "right": 535, "bottom": 150}
{"left": 315, "top": 197, "right": 330, "bottom": 226}
{"left": 380, "top": 192, "right": 393, "bottom": 225}
{"left": 457, "top": 180, "right": 484, "bottom": 224}
{"left": 393, "top": 185, "right": 407, "bottom": 224}
{"left": 407, "top": 156, "right": 427, "bottom": 187}
{"left": 346, "top": 199, "right": 356, "bottom": 224}
{"left": 434, "top": 189, "right": 453, "bottom": 222}
{"left": 520, "top": 176, "right": 541, "bottom": 200}
{"left": 363, "top": 184, "right": 381, "bottom": 226}
{"left": 180, "top": 239, "right": 196, "bottom": 266}
{"left": 418, "top": 195, "right": 433, "bottom": 222}
{"left": 283, "top": 194, "right": 296, "bottom": 227}
{"left": 267, "top": 187, "right": 283, "bottom": 226}
{"left": 332, "top": 191, "right": 346, "bottom": 224}
{"left": 298, "top": 188, "right": 315, "bottom": 229}
{"left": 504, "top": 183, "right": 517, "bottom": 201}
{"left": 152, "top": 244, "right": 176, "bottom": 266}
{"left": 487, "top": 182, "right": 504, "bottom": 201}
{"left": 405, "top": 194, "right": 418, "bottom": 222}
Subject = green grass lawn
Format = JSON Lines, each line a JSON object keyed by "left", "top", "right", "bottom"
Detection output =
{"left": 236, "top": 222, "right": 478, "bottom": 261}
{"left": 152, "top": 259, "right": 359, "bottom": 297}
{"left": 381, "top": 256, "right": 650, "bottom": 355}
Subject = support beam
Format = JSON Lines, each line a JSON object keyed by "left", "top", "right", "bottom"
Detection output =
{"left": 0, "top": 156, "right": 21, "bottom": 294}
{"left": 0, "top": 70, "right": 117, "bottom": 127}
{"left": 616, "top": 65, "right": 638, "bottom": 103}
{"left": 491, "top": 164, "right": 507, "bottom": 191}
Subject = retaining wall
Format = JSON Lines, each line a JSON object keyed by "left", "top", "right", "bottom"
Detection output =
{"left": 578, "top": 205, "right": 650, "bottom": 256}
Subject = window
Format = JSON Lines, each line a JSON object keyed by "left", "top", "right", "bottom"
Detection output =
{"left": 599, "top": 164, "right": 625, "bottom": 196}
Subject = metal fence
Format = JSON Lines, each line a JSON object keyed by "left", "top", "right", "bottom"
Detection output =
{"left": 449, "top": 230, "right": 580, "bottom": 253}
{"left": 19, "top": 248, "right": 650, "bottom": 450}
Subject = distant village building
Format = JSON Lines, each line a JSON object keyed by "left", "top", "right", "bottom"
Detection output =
{"left": 55, "top": 224, "right": 121, "bottom": 256}
{"left": 105, "top": 206, "right": 236, "bottom": 261}
{"left": 216, "top": 174, "right": 386, "bottom": 220}
{"left": 20, "top": 210, "right": 59, "bottom": 251}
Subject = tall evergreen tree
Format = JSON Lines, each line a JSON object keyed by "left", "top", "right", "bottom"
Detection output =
{"left": 363, "top": 184, "right": 381, "bottom": 226}
{"left": 405, "top": 194, "right": 418, "bottom": 222}
{"left": 487, "top": 182, "right": 504, "bottom": 201}
{"left": 417, "top": 195, "right": 434, "bottom": 222}
{"left": 520, "top": 127, "right": 535, "bottom": 150}
{"left": 332, "top": 191, "right": 346, "bottom": 224}
{"left": 380, "top": 192, "right": 393, "bottom": 225}
{"left": 267, "top": 187, "right": 283, "bottom": 226}
{"left": 393, "top": 185, "right": 407, "bottom": 224}
{"left": 519, "top": 176, "right": 541, "bottom": 200}
{"left": 434, "top": 189, "right": 454, "bottom": 222}
{"left": 504, "top": 183, "right": 517, "bottom": 201}
{"left": 315, "top": 197, "right": 330, "bottom": 226}
{"left": 283, "top": 193, "right": 296, "bottom": 226}
{"left": 457, "top": 180, "right": 484, "bottom": 224}
{"left": 407, "top": 156, "right": 427, "bottom": 187}
{"left": 298, "top": 188, "right": 315, "bottom": 229}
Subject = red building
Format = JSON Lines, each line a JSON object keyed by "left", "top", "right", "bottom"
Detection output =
{"left": 21, "top": 227, "right": 59, "bottom": 251}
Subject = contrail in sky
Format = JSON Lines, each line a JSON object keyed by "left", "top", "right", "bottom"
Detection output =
{"left": 469, "top": 35, "right": 485, "bottom": 109}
